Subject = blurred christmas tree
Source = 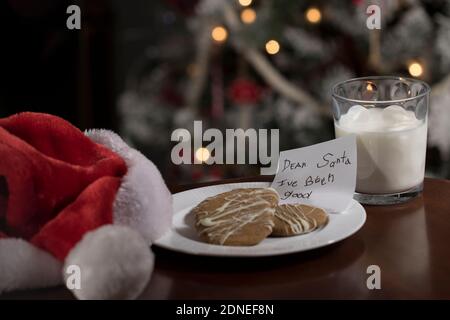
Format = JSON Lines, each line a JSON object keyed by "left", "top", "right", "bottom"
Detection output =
{"left": 117, "top": 0, "right": 450, "bottom": 183}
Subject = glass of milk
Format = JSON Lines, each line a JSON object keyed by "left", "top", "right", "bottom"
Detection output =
{"left": 332, "top": 76, "right": 430, "bottom": 205}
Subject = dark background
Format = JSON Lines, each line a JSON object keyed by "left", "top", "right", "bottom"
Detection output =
{"left": 0, "top": 0, "right": 114, "bottom": 129}
{"left": 1, "top": 0, "right": 449, "bottom": 185}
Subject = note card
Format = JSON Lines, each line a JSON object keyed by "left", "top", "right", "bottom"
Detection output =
{"left": 270, "top": 135, "right": 357, "bottom": 212}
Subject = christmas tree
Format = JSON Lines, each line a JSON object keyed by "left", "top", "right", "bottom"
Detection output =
{"left": 117, "top": 0, "right": 450, "bottom": 182}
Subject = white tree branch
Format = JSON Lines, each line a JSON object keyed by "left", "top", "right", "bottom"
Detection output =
{"left": 222, "top": 2, "right": 328, "bottom": 115}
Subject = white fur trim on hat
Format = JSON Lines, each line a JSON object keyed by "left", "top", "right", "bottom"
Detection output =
{"left": 0, "top": 238, "right": 62, "bottom": 294}
{"left": 64, "top": 225, "right": 154, "bottom": 300}
{"left": 85, "top": 129, "right": 173, "bottom": 244}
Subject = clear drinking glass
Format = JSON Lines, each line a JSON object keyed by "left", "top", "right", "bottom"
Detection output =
{"left": 331, "top": 76, "right": 430, "bottom": 205}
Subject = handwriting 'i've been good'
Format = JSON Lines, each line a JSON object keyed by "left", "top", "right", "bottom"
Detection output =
{"left": 277, "top": 150, "right": 352, "bottom": 201}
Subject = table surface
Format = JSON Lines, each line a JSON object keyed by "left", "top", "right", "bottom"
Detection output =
{"left": 2, "top": 177, "right": 450, "bottom": 300}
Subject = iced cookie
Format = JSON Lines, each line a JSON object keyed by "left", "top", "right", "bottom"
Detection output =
{"left": 193, "top": 188, "right": 279, "bottom": 246}
{"left": 272, "top": 204, "right": 328, "bottom": 236}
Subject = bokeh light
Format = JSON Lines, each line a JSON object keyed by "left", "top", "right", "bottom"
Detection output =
{"left": 241, "top": 8, "right": 256, "bottom": 24}
{"left": 211, "top": 26, "right": 228, "bottom": 43}
{"left": 408, "top": 62, "right": 423, "bottom": 77}
{"left": 305, "top": 7, "right": 322, "bottom": 24}
{"left": 238, "top": 0, "right": 253, "bottom": 7}
{"left": 265, "top": 40, "right": 280, "bottom": 55}
{"left": 195, "top": 148, "right": 210, "bottom": 163}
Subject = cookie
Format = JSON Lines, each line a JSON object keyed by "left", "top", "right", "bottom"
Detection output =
{"left": 193, "top": 188, "right": 279, "bottom": 246}
{"left": 272, "top": 204, "right": 328, "bottom": 236}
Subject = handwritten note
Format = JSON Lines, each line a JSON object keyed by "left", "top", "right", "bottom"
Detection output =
{"left": 270, "top": 135, "right": 357, "bottom": 212}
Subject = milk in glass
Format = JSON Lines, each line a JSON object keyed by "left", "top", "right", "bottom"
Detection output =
{"left": 335, "top": 105, "right": 427, "bottom": 194}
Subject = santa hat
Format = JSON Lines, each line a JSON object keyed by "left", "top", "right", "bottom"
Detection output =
{"left": 0, "top": 112, "right": 172, "bottom": 299}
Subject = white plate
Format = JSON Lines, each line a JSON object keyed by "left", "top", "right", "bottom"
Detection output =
{"left": 154, "top": 182, "right": 366, "bottom": 257}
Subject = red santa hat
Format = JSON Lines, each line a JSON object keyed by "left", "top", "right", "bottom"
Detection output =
{"left": 0, "top": 112, "right": 172, "bottom": 299}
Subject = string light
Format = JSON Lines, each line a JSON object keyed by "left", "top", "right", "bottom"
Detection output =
{"left": 265, "top": 40, "right": 280, "bottom": 55}
{"left": 241, "top": 8, "right": 256, "bottom": 24}
{"left": 238, "top": 0, "right": 252, "bottom": 7}
{"left": 195, "top": 147, "right": 210, "bottom": 163}
{"left": 305, "top": 7, "right": 322, "bottom": 24}
{"left": 211, "top": 26, "right": 228, "bottom": 43}
{"left": 408, "top": 61, "right": 423, "bottom": 77}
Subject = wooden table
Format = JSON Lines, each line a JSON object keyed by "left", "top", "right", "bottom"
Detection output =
{"left": 2, "top": 177, "right": 450, "bottom": 299}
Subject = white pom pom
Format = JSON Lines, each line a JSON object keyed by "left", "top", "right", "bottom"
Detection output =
{"left": 64, "top": 225, "right": 154, "bottom": 300}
